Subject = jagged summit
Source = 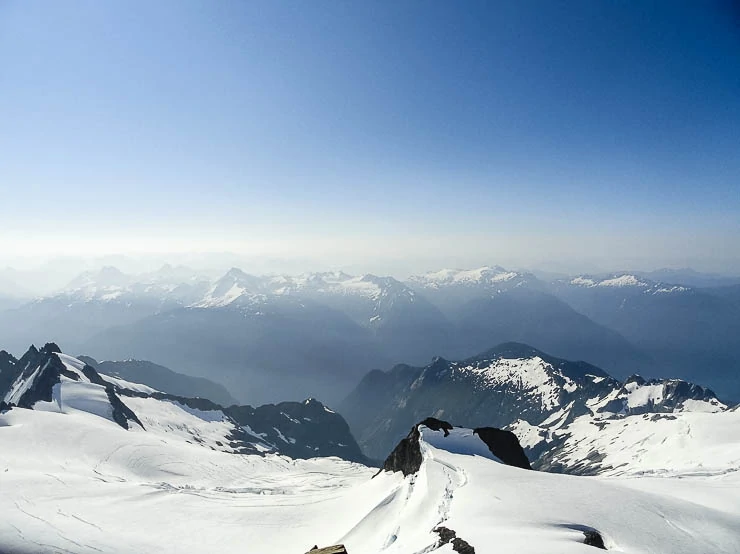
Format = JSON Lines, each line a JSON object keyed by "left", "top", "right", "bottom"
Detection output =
{"left": 341, "top": 342, "right": 731, "bottom": 469}
{"left": 1, "top": 344, "right": 143, "bottom": 429}
{"left": 0, "top": 343, "right": 369, "bottom": 463}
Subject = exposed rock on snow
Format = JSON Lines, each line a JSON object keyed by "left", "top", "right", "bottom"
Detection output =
{"left": 583, "top": 529, "right": 607, "bottom": 549}
{"left": 306, "top": 545, "right": 349, "bottom": 554}
{"left": 434, "top": 526, "right": 476, "bottom": 554}
{"left": 473, "top": 427, "right": 532, "bottom": 470}
{"left": 380, "top": 418, "right": 531, "bottom": 476}
{"left": 380, "top": 424, "right": 424, "bottom": 476}
{"left": 419, "top": 416, "right": 453, "bottom": 435}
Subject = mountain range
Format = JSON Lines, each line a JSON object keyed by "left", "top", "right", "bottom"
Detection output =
{"left": 1, "top": 264, "right": 739, "bottom": 404}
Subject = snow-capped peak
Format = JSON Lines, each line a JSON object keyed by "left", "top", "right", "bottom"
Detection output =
{"left": 193, "top": 268, "right": 266, "bottom": 308}
{"left": 570, "top": 274, "right": 648, "bottom": 288}
{"left": 408, "top": 266, "right": 525, "bottom": 289}
{"left": 567, "top": 273, "right": 691, "bottom": 294}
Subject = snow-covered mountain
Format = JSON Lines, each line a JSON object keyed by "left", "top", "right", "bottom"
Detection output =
{"left": 62, "top": 264, "right": 211, "bottom": 304}
{"left": 341, "top": 343, "right": 734, "bottom": 465}
{"left": 634, "top": 268, "right": 740, "bottom": 289}
{"left": 549, "top": 273, "right": 740, "bottom": 400}
{"left": 0, "top": 344, "right": 368, "bottom": 463}
{"left": 3, "top": 263, "right": 739, "bottom": 404}
{"left": 1, "top": 388, "right": 738, "bottom": 553}
{"left": 196, "top": 268, "right": 444, "bottom": 331}
{"left": 406, "top": 265, "right": 538, "bottom": 315}
{"left": 0, "top": 266, "right": 211, "bottom": 355}
{"left": 561, "top": 273, "right": 691, "bottom": 294}
{"left": 405, "top": 266, "right": 649, "bottom": 376}
{"left": 408, "top": 265, "right": 535, "bottom": 290}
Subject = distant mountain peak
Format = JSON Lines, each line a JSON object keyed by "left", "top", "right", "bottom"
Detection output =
{"left": 409, "top": 266, "right": 524, "bottom": 287}
{"left": 566, "top": 273, "right": 691, "bottom": 294}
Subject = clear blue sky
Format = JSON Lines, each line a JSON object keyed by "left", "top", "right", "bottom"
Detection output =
{"left": 1, "top": 1, "right": 739, "bottom": 273}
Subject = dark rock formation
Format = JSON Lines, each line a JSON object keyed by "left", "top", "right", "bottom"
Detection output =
{"left": 380, "top": 418, "right": 531, "bottom": 476}
{"left": 473, "top": 427, "right": 532, "bottom": 470}
{"left": 41, "top": 342, "right": 61, "bottom": 354}
{"left": 420, "top": 417, "right": 452, "bottom": 435}
{"left": 306, "top": 545, "right": 348, "bottom": 554}
{"left": 379, "top": 424, "right": 423, "bottom": 476}
{"left": 104, "top": 387, "right": 144, "bottom": 430}
{"left": 14, "top": 350, "right": 66, "bottom": 408}
{"left": 583, "top": 529, "right": 606, "bottom": 549}
{"left": 556, "top": 524, "right": 607, "bottom": 550}
{"left": 227, "top": 398, "right": 370, "bottom": 463}
{"left": 434, "top": 526, "right": 475, "bottom": 554}
{"left": 0, "top": 350, "right": 19, "bottom": 399}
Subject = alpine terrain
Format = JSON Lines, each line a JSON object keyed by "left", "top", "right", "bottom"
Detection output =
{"left": 1, "top": 342, "right": 739, "bottom": 553}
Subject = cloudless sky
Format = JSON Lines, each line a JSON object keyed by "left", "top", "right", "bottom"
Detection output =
{"left": 1, "top": 0, "right": 739, "bottom": 273}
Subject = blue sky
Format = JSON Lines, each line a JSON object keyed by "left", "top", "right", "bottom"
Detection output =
{"left": 1, "top": 1, "right": 739, "bottom": 273}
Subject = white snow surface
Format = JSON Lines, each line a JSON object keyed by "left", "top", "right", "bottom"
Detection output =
{"left": 454, "top": 357, "right": 564, "bottom": 410}
{"left": 1, "top": 356, "right": 739, "bottom": 553}
{"left": 409, "top": 266, "right": 521, "bottom": 288}
{"left": 99, "top": 373, "right": 159, "bottom": 395}
{"left": 545, "top": 409, "right": 740, "bottom": 478}
{"left": 624, "top": 380, "right": 665, "bottom": 408}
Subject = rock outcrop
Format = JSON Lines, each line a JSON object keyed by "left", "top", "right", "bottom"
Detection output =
{"left": 380, "top": 424, "right": 423, "bottom": 476}
{"left": 434, "top": 526, "right": 476, "bottom": 554}
{"left": 306, "top": 545, "right": 348, "bottom": 554}
{"left": 380, "top": 418, "right": 531, "bottom": 476}
{"left": 473, "top": 427, "right": 532, "bottom": 470}
{"left": 583, "top": 529, "right": 606, "bottom": 549}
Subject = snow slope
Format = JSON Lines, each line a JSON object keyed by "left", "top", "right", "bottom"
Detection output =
{"left": 528, "top": 408, "right": 740, "bottom": 477}
{"left": 2, "top": 392, "right": 739, "bottom": 554}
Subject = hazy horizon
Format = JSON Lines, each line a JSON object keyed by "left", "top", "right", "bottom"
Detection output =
{"left": 2, "top": 251, "right": 740, "bottom": 298}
